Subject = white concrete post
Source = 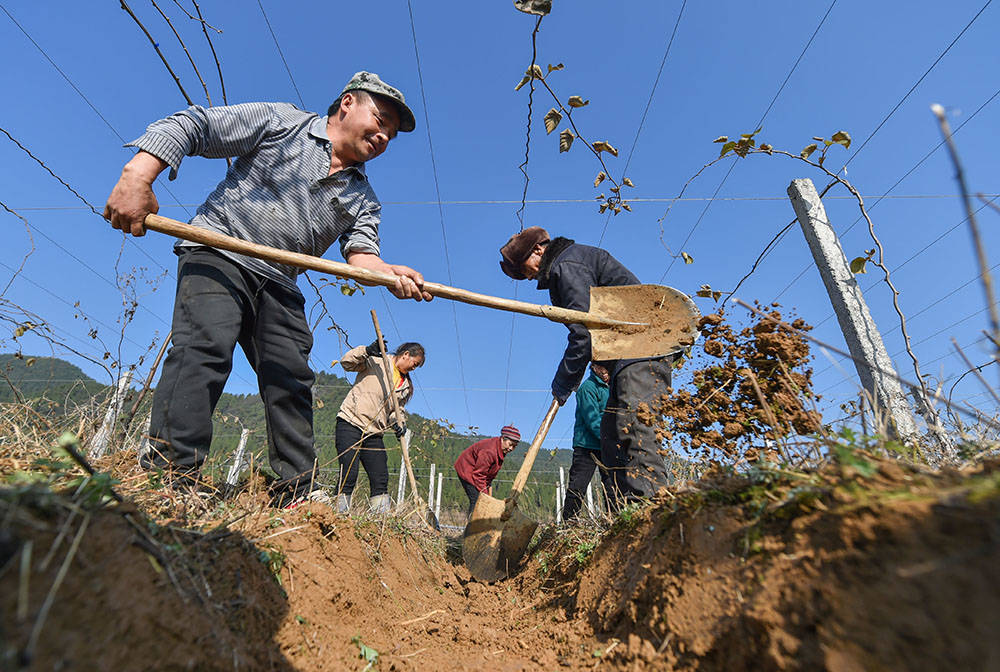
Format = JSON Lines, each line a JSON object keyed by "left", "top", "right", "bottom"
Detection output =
{"left": 555, "top": 486, "right": 562, "bottom": 523}
{"left": 225, "top": 429, "right": 251, "bottom": 488}
{"left": 89, "top": 370, "right": 133, "bottom": 458}
{"left": 136, "top": 413, "right": 151, "bottom": 462}
{"left": 787, "top": 178, "right": 920, "bottom": 442}
{"left": 428, "top": 463, "right": 436, "bottom": 510}
{"left": 558, "top": 466, "right": 566, "bottom": 514}
{"left": 435, "top": 477, "right": 443, "bottom": 519}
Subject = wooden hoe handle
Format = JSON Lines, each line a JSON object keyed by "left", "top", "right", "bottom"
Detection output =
{"left": 508, "top": 398, "right": 560, "bottom": 505}
{"left": 143, "top": 214, "right": 631, "bottom": 328}
{"left": 370, "top": 310, "right": 424, "bottom": 509}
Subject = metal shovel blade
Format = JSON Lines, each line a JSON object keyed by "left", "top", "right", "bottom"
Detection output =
{"left": 589, "top": 284, "right": 700, "bottom": 361}
{"left": 462, "top": 399, "right": 560, "bottom": 582}
{"left": 462, "top": 493, "right": 538, "bottom": 583}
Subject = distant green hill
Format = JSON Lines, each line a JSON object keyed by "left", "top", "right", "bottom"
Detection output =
{"left": 0, "top": 353, "right": 578, "bottom": 520}
{"left": 0, "top": 354, "right": 108, "bottom": 410}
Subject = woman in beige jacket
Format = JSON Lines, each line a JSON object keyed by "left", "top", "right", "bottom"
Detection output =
{"left": 335, "top": 340, "right": 424, "bottom": 513}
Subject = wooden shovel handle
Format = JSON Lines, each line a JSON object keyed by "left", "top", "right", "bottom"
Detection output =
{"left": 510, "top": 398, "right": 560, "bottom": 499}
{"left": 370, "top": 310, "right": 424, "bottom": 509}
{"left": 143, "top": 214, "right": 630, "bottom": 328}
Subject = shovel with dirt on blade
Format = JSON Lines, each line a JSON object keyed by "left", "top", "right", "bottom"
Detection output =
{"left": 141, "top": 214, "right": 700, "bottom": 361}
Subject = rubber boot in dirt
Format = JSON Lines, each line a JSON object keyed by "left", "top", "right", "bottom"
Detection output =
{"left": 336, "top": 493, "right": 350, "bottom": 514}
{"left": 369, "top": 494, "right": 391, "bottom": 514}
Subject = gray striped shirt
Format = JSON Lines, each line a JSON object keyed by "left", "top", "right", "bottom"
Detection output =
{"left": 127, "top": 102, "right": 381, "bottom": 294}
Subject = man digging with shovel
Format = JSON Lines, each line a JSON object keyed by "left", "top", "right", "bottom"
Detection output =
{"left": 500, "top": 227, "right": 679, "bottom": 512}
{"left": 103, "top": 71, "right": 430, "bottom": 507}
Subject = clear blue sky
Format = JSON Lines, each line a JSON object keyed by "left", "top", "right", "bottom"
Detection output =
{"left": 1, "top": 0, "right": 998, "bottom": 450}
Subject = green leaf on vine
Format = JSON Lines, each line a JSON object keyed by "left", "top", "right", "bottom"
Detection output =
{"left": 720, "top": 141, "right": 737, "bottom": 157}
{"left": 547, "top": 63, "right": 564, "bottom": 73}
{"left": 543, "top": 108, "right": 562, "bottom": 134}
{"left": 514, "top": 74, "right": 531, "bottom": 91}
{"left": 801, "top": 143, "right": 819, "bottom": 159}
{"left": 713, "top": 136, "right": 729, "bottom": 143}
{"left": 681, "top": 251, "right": 694, "bottom": 265}
{"left": 849, "top": 257, "right": 868, "bottom": 274}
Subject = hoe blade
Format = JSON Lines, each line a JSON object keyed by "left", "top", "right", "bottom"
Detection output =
{"left": 462, "top": 494, "right": 538, "bottom": 583}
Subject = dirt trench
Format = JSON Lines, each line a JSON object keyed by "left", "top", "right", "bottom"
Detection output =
{"left": 3, "top": 456, "right": 1000, "bottom": 671}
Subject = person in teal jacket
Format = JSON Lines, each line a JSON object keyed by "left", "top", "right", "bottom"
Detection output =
{"left": 562, "top": 362, "right": 612, "bottom": 520}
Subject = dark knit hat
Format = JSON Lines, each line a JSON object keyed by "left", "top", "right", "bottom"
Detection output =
{"left": 500, "top": 425, "right": 521, "bottom": 441}
{"left": 499, "top": 226, "right": 550, "bottom": 280}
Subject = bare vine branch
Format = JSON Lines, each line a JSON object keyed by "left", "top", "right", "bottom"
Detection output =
{"left": 931, "top": 104, "right": 1000, "bottom": 379}
{"left": 978, "top": 193, "right": 1000, "bottom": 217}
{"left": 151, "top": 0, "right": 212, "bottom": 105}
{"left": 303, "top": 273, "right": 352, "bottom": 347}
{"left": 170, "top": 0, "right": 222, "bottom": 32}
{"left": 950, "top": 338, "right": 1000, "bottom": 407}
{"left": 190, "top": 0, "right": 228, "bottom": 105}
{"left": 515, "top": 15, "right": 543, "bottom": 231}
{"left": 120, "top": 0, "right": 194, "bottom": 105}
{"left": 721, "top": 218, "right": 796, "bottom": 308}
{"left": 533, "top": 74, "right": 633, "bottom": 214}
{"left": 0, "top": 200, "right": 35, "bottom": 298}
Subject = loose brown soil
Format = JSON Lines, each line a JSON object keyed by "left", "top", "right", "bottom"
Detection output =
{"left": 645, "top": 306, "right": 823, "bottom": 466}
{"left": 3, "top": 453, "right": 999, "bottom": 671}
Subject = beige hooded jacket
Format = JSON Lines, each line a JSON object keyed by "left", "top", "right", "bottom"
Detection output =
{"left": 336, "top": 345, "right": 413, "bottom": 433}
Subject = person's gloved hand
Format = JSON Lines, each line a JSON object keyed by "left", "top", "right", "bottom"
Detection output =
{"left": 365, "top": 338, "right": 388, "bottom": 357}
{"left": 393, "top": 423, "right": 407, "bottom": 439}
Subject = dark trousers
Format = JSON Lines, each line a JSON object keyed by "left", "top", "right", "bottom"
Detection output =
{"left": 335, "top": 417, "right": 388, "bottom": 497}
{"left": 600, "top": 356, "right": 674, "bottom": 510}
{"left": 142, "top": 248, "right": 316, "bottom": 498}
{"left": 459, "top": 476, "right": 480, "bottom": 515}
{"left": 562, "top": 445, "right": 614, "bottom": 520}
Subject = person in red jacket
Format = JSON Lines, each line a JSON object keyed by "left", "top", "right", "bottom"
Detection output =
{"left": 454, "top": 425, "right": 521, "bottom": 515}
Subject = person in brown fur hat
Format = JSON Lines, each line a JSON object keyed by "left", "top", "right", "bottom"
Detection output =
{"left": 499, "top": 227, "right": 677, "bottom": 510}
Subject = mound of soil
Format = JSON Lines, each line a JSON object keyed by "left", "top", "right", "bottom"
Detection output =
{"left": 3, "top": 455, "right": 999, "bottom": 671}
{"left": 559, "top": 458, "right": 1000, "bottom": 670}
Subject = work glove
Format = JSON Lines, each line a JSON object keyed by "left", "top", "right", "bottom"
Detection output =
{"left": 365, "top": 338, "right": 388, "bottom": 357}
{"left": 393, "top": 423, "right": 407, "bottom": 439}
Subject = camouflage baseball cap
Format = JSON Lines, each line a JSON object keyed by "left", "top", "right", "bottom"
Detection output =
{"left": 339, "top": 71, "right": 416, "bottom": 133}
